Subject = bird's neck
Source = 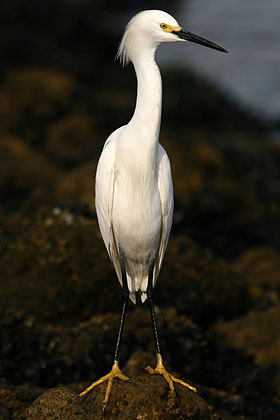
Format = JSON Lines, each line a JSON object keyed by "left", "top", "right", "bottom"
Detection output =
{"left": 129, "top": 49, "right": 162, "bottom": 144}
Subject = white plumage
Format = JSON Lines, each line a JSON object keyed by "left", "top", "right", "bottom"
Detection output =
{"left": 95, "top": 10, "right": 227, "bottom": 304}
{"left": 81, "top": 10, "right": 227, "bottom": 406}
{"left": 95, "top": 11, "right": 177, "bottom": 303}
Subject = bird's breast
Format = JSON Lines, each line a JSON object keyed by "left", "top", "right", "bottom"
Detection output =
{"left": 112, "top": 161, "right": 162, "bottom": 261}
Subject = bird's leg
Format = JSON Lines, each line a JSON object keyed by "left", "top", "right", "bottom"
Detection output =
{"left": 79, "top": 249, "right": 131, "bottom": 409}
{"left": 145, "top": 261, "right": 196, "bottom": 395}
{"left": 113, "top": 249, "right": 130, "bottom": 364}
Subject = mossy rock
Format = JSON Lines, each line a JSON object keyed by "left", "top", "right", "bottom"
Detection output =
{"left": 28, "top": 376, "right": 221, "bottom": 420}
{"left": 0, "top": 68, "right": 75, "bottom": 125}
{"left": 45, "top": 112, "right": 99, "bottom": 166}
{"left": 0, "top": 133, "right": 60, "bottom": 214}
{"left": 0, "top": 206, "right": 117, "bottom": 325}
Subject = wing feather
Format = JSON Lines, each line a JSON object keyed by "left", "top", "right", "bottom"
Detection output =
{"left": 95, "top": 135, "right": 173, "bottom": 302}
{"left": 95, "top": 128, "right": 124, "bottom": 284}
{"left": 154, "top": 144, "right": 174, "bottom": 285}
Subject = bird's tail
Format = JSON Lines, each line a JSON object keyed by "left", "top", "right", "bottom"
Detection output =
{"left": 113, "top": 257, "right": 152, "bottom": 304}
{"left": 127, "top": 273, "right": 148, "bottom": 304}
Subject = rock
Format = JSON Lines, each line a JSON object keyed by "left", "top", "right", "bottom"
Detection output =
{"left": 0, "top": 68, "right": 75, "bottom": 127}
{"left": 28, "top": 387, "right": 76, "bottom": 419}
{"left": 0, "top": 133, "right": 60, "bottom": 215}
{"left": 28, "top": 375, "right": 221, "bottom": 420}
{"left": 54, "top": 159, "right": 97, "bottom": 209}
{"left": 0, "top": 386, "right": 41, "bottom": 420}
{"left": 0, "top": 206, "right": 116, "bottom": 325}
{"left": 44, "top": 112, "right": 99, "bottom": 166}
{"left": 219, "top": 411, "right": 251, "bottom": 420}
{"left": 232, "top": 247, "right": 280, "bottom": 309}
{"left": 0, "top": 297, "right": 201, "bottom": 390}
{"left": 214, "top": 305, "right": 280, "bottom": 366}
{"left": 0, "top": 203, "right": 248, "bottom": 328}
{"left": 158, "top": 234, "right": 248, "bottom": 324}
{"left": 164, "top": 138, "right": 228, "bottom": 209}
{"left": 123, "top": 351, "right": 154, "bottom": 377}
{"left": 0, "top": 403, "right": 9, "bottom": 420}
{"left": 213, "top": 304, "right": 280, "bottom": 398}
{"left": 163, "top": 132, "right": 280, "bottom": 259}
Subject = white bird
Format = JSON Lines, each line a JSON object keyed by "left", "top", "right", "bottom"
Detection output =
{"left": 80, "top": 9, "right": 227, "bottom": 408}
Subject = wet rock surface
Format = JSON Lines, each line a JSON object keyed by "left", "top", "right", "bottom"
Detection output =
{"left": 1, "top": 1, "right": 280, "bottom": 419}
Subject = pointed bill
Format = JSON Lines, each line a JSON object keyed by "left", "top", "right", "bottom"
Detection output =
{"left": 173, "top": 28, "right": 228, "bottom": 53}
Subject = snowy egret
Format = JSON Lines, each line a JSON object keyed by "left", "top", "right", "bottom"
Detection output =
{"left": 80, "top": 9, "right": 227, "bottom": 408}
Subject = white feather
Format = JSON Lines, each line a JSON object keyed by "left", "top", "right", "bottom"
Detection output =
{"left": 95, "top": 132, "right": 173, "bottom": 304}
{"left": 95, "top": 10, "right": 182, "bottom": 304}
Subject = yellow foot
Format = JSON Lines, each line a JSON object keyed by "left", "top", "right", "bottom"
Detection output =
{"left": 79, "top": 360, "right": 131, "bottom": 410}
{"left": 145, "top": 353, "right": 196, "bottom": 395}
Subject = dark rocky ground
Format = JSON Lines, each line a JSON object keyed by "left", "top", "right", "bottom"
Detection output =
{"left": 1, "top": 1, "right": 280, "bottom": 419}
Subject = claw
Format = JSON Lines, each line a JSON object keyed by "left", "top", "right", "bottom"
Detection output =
{"left": 102, "top": 400, "right": 107, "bottom": 413}
{"left": 169, "top": 388, "right": 176, "bottom": 397}
{"left": 145, "top": 353, "right": 196, "bottom": 394}
{"left": 79, "top": 360, "right": 131, "bottom": 408}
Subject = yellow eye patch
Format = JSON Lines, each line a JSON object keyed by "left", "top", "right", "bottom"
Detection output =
{"left": 160, "top": 23, "right": 181, "bottom": 33}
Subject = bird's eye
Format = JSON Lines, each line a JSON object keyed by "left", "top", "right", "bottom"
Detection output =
{"left": 160, "top": 23, "right": 168, "bottom": 30}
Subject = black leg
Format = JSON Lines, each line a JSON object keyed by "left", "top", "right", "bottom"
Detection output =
{"left": 113, "top": 249, "right": 129, "bottom": 363}
{"left": 145, "top": 259, "right": 197, "bottom": 395}
{"left": 79, "top": 248, "right": 131, "bottom": 405}
{"left": 147, "top": 259, "right": 161, "bottom": 355}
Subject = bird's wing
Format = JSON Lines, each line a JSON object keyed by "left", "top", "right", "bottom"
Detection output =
{"left": 95, "top": 128, "right": 124, "bottom": 283}
{"left": 154, "top": 144, "right": 174, "bottom": 284}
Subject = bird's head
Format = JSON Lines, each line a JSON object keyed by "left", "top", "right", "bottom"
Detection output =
{"left": 117, "top": 10, "right": 228, "bottom": 66}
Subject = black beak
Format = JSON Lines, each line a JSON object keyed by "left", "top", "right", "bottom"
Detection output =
{"left": 173, "top": 29, "right": 228, "bottom": 53}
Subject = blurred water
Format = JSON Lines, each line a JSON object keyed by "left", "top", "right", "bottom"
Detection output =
{"left": 157, "top": 0, "right": 280, "bottom": 120}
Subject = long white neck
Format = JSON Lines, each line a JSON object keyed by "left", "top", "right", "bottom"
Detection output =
{"left": 128, "top": 47, "right": 162, "bottom": 144}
